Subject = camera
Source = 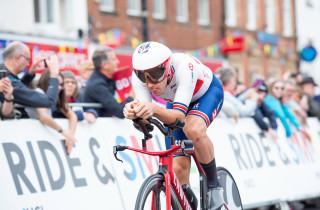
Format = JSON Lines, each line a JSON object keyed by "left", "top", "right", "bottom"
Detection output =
{"left": 44, "top": 59, "right": 48, "bottom": 68}
{"left": 0, "top": 69, "right": 8, "bottom": 79}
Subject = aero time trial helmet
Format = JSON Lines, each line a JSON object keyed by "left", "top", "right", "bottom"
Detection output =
{"left": 132, "top": 41, "right": 172, "bottom": 84}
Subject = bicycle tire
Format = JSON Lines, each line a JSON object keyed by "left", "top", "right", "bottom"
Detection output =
{"left": 217, "top": 167, "right": 243, "bottom": 210}
{"left": 135, "top": 174, "right": 181, "bottom": 210}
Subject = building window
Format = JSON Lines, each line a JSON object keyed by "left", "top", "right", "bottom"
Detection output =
{"left": 176, "top": 0, "right": 188, "bottom": 23}
{"left": 100, "top": 0, "right": 115, "bottom": 12}
{"left": 127, "top": 0, "right": 141, "bottom": 16}
{"left": 34, "top": 0, "right": 40, "bottom": 22}
{"left": 225, "top": 0, "right": 237, "bottom": 27}
{"left": 152, "top": 0, "right": 166, "bottom": 20}
{"left": 265, "top": 0, "right": 275, "bottom": 33}
{"left": 34, "top": 0, "right": 54, "bottom": 23}
{"left": 59, "top": 0, "right": 73, "bottom": 29}
{"left": 198, "top": 0, "right": 210, "bottom": 25}
{"left": 246, "top": 0, "right": 257, "bottom": 30}
{"left": 282, "top": 0, "right": 292, "bottom": 36}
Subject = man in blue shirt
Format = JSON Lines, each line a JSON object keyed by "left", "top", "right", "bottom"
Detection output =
{"left": 82, "top": 48, "right": 134, "bottom": 118}
{"left": 0, "top": 41, "right": 59, "bottom": 117}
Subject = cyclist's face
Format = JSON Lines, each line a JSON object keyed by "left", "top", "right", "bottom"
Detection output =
{"left": 146, "top": 77, "right": 167, "bottom": 96}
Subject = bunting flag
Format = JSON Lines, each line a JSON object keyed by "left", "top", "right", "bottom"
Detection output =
{"left": 131, "top": 38, "right": 140, "bottom": 49}
{"left": 68, "top": 46, "right": 75, "bottom": 53}
{"left": 59, "top": 46, "right": 67, "bottom": 53}
{"left": 98, "top": 28, "right": 126, "bottom": 48}
{"left": 264, "top": 44, "right": 271, "bottom": 55}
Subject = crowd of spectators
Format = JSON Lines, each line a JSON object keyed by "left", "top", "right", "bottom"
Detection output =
{"left": 216, "top": 66, "right": 320, "bottom": 140}
{"left": 0, "top": 41, "right": 135, "bottom": 154}
{"left": 1, "top": 41, "right": 320, "bottom": 154}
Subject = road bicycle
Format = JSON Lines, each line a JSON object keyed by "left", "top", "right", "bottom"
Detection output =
{"left": 113, "top": 117, "right": 243, "bottom": 210}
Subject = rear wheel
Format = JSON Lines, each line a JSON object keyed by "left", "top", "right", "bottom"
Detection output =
{"left": 217, "top": 167, "right": 243, "bottom": 210}
{"left": 135, "top": 174, "right": 180, "bottom": 210}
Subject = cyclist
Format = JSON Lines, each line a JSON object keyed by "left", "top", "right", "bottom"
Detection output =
{"left": 124, "top": 41, "right": 224, "bottom": 209}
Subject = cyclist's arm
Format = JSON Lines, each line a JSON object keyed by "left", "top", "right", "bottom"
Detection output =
{"left": 132, "top": 72, "right": 152, "bottom": 102}
{"left": 133, "top": 101, "right": 185, "bottom": 124}
{"left": 153, "top": 103, "right": 185, "bottom": 124}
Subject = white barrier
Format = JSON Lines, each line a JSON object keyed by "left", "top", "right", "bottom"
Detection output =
{"left": 0, "top": 117, "right": 320, "bottom": 210}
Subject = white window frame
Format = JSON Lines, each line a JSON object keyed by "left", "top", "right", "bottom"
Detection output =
{"left": 152, "top": 0, "right": 166, "bottom": 20}
{"left": 176, "top": 0, "right": 189, "bottom": 23}
{"left": 282, "top": 0, "right": 293, "bottom": 37}
{"left": 34, "top": 0, "right": 56, "bottom": 24}
{"left": 127, "top": 0, "right": 141, "bottom": 16}
{"left": 246, "top": 0, "right": 257, "bottom": 30}
{"left": 265, "top": 0, "right": 275, "bottom": 34}
{"left": 100, "top": 0, "right": 115, "bottom": 12}
{"left": 225, "top": 0, "right": 237, "bottom": 27}
{"left": 198, "top": 0, "right": 210, "bottom": 26}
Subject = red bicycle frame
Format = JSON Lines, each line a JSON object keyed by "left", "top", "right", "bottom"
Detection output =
{"left": 125, "top": 143, "right": 207, "bottom": 210}
{"left": 113, "top": 118, "right": 212, "bottom": 209}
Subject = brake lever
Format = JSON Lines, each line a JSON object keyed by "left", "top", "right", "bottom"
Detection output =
{"left": 181, "top": 141, "right": 186, "bottom": 155}
{"left": 113, "top": 145, "right": 128, "bottom": 163}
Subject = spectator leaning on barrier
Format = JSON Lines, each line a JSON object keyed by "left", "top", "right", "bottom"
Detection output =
{"left": 81, "top": 47, "right": 134, "bottom": 118}
{"left": 0, "top": 41, "right": 59, "bottom": 118}
{"left": 25, "top": 70, "right": 77, "bottom": 154}
{"left": 252, "top": 82, "right": 278, "bottom": 140}
{"left": 264, "top": 80, "right": 306, "bottom": 138}
{"left": 62, "top": 71, "right": 80, "bottom": 103}
{"left": 234, "top": 81, "right": 247, "bottom": 97}
{"left": 284, "top": 80, "right": 309, "bottom": 125}
{"left": 300, "top": 76, "right": 320, "bottom": 119}
{"left": 216, "top": 67, "right": 258, "bottom": 118}
{"left": 55, "top": 70, "right": 98, "bottom": 123}
{"left": 0, "top": 77, "right": 14, "bottom": 119}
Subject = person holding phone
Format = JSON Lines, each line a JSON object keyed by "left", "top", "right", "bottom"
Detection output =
{"left": 0, "top": 41, "right": 59, "bottom": 118}
{"left": 0, "top": 75, "right": 14, "bottom": 119}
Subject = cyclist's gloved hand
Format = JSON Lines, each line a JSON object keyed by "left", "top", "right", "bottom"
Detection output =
{"left": 133, "top": 122, "right": 154, "bottom": 133}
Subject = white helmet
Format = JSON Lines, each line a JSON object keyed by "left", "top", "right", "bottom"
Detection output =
{"left": 132, "top": 41, "right": 172, "bottom": 83}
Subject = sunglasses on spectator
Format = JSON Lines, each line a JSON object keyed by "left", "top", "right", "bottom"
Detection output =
{"left": 20, "top": 54, "right": 31, "bottom": 62}
{"left": 273, "top": 86, "right": 284, "bottom": 90}
{"left": 64, "top": 80, "right": 76, "bottom": 85}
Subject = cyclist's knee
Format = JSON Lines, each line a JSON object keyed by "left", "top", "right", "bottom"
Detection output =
{"left": 183, "top": 121, "right": 206, "bottom": 144}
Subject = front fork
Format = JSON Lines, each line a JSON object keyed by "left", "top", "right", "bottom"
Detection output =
{"left": 164, "top": 173, "right": 171, "bottom": 210}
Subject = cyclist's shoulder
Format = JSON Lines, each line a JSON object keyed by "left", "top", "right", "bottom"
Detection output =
{"left": 172, "top": 52, "right": 192, "bottom": 62}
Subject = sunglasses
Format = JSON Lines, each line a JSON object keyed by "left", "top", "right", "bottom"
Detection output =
{"left": 134, "top": 67, "right": 165, "bottom": 84}
{"left": 20, "top": 54, "right": 31, "bottom": 62}
{"left": 134, "top": 58, "right": 170, "bottom": 84}
{"left": 64, "top": 80, "right": 76, "bottom": 85}
{"left": 273, "top": 86, "right": 284, "bottom": 90}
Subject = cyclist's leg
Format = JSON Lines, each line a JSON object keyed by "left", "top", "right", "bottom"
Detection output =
{"left": 184, "top": 75, "right": 224, "bottom": 209}
{"left": 172, "top": 156, "right": 191, "bottom": 186}
{"left": 165, "top": 102, "right": 191, "bottom": 187}
{"left": 184, "top": 115, "right": 213, "bottom": 164}
{"left": 165, "top": 128, "right": 191, "bottom": 186}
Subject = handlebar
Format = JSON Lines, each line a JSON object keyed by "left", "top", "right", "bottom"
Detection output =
{"left": 133, "top": 117, "right": 185, "bottom": 140}
{"left": 113, "top": 117, "right": 190, "bottom": 163}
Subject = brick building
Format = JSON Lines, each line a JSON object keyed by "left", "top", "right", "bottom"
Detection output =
{"left": 223, "top": 0, "right": 298, "bottom": 85}
{"left": 87, "top": 0, "right": 224, "bottom": 61}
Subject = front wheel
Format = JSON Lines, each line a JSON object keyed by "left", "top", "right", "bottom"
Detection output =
{"left": 217, "top": 167, "right": 243, "bottom": 210}
{"left": 135, "top": 174, "right": 180, "bottom": 210}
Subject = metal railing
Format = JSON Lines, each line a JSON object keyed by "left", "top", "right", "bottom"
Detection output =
{"left": 14, "top": 103, "right": 104, "bottom": 109}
